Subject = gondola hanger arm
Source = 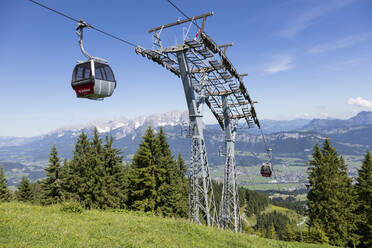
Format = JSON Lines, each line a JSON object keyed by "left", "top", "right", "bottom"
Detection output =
{"left": 76, "top": 19, "right": 93, "bottom": 60}
{"left": 75, "top": 19, "right": 107, "bottom": 63}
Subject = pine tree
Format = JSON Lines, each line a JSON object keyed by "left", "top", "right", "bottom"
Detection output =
{"left": 40, "top": 145, "right": 63, "bottom": 205}
{"left": 101, "top": 134, "right": 126, "bottom": 209}
{"left": 156, "top": 128, "right": 186, "bottom": 216}
{"left": 177, "top": 153, "right": 187, "bottom": 178}
{"left": 127, "top": 127, "right": 188, "bottom": 216}
{"left": 89, "top": 128, "right": 107, "bottom": 209}
{"left": 62, "top": 129, "right": 126, "bottom": 209}
{"left": 16, "top": 177, "right": 34, "bottom": 202}
{"left": 154, "top": 128, "right": 170, "bottom": 214}
{"left": 156, "top": 128, "right": 188, "bottom": 217}
{"left": 128, "top": 126, "right": 159, "bottom": 211}
{"left": 355, "top": 151, "right": 372, "bottom": 248}
{"left": 338, "top": 156, "right": 360, "bottom": 247}
{"left": 0, "top": 165, "right": 11, "bottom": 202}
{"left": 175, "top": 153, "right": 188, "bottom": 217}
{"left": 62, "top": 131, "right": 95, "bottom": 208}
{"left": 307, "top": 139, "right": 358, "bottom": 247}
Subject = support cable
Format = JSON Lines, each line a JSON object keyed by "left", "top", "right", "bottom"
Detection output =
{"left": 259, "top": 128, "right": 270, "bottom": 152}
{"left": 167, "top": 0, "right": 201, "bottom": 30}
{"left": 29, "top": 0, "right": 138, "bottom": 48}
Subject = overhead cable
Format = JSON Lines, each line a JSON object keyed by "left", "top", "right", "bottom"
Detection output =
{"left": 29, "top": 0, "right": 138, "bottom": 48}
{"left": 167, "top": 0, "right": 201, "bottom": 30}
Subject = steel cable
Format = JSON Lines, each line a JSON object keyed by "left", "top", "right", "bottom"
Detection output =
{"left": 29, "top": 0, "right": 138, "bottom": 48}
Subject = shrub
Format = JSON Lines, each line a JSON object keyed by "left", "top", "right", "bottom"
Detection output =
{"left": 60, "top": 202, "right": 84, "bottom": 213}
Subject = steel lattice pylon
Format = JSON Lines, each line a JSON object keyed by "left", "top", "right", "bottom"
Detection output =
{"left": 177, "top": 50, "right": 218, "bottom": 226}
{"left": 189, "top": 137, "right": 218, "bottom": 225}
{"left": 220, "top": 95, "right": 241, "bottom": 232}
{"left": 136, "top": 12, "right": 261, "bottom": 230}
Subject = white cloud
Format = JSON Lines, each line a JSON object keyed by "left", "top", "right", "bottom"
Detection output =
{"left": 347, "top": 96, "right": 372, "bottom": 109}
{"left": 264, "top": 55, "right": 294, "bottom": 74}
{"left": 309, "top": 32, "right": 372, "bottom": 54}
{"left": 280, "top": 0, "right": 355, "bottom": 37}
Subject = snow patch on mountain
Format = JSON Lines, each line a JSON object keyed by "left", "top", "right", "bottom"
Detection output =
{"left": 46, "top": 110, "right": 189, "bottom": 139}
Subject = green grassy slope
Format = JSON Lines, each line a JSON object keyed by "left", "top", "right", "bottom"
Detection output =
{"left": 265, "top": 204, "right": 300, "bottom": 220}
{"left": 243, "top": 204, "right": 305, "bottom": 227}
{"left": 0, "top": 202, "right": 333, "bottom": 248}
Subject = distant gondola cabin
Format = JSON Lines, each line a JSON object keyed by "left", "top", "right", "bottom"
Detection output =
{"left": 71, "top": 60, "right": 116, "bottom": 100}
{"left": 260, "top": 162, "right": 272, "bottom": 177}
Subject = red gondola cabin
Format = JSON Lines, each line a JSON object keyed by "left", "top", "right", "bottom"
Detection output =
{"left": 71, "top": 59, "right": 116, "bottom": 100}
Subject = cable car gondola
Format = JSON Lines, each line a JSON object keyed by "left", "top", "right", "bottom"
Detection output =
{"left": 71, "top": 20, "right": 116, "bottom": 100}
{"left": 260, "top": 162, "right": 272, "bottom": 177}
{"left": 260, "top": 148, "right": 273, "bottom": 177}
{"left": 71, "top": 59, "right": 116, "bottom": 99}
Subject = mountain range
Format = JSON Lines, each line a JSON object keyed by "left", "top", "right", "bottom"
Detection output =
{"left": 1, "top": 110, "right": 371, "bottom": 187}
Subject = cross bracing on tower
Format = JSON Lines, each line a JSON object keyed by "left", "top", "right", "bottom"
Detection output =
{"left": 135, "top": 13, "right": 261, "bottom": 132}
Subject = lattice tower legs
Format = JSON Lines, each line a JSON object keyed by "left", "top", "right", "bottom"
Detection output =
{"left": 220, "top": 95, "right": 241, "bottom": 232}
{"left": 176, "top": 50, "right": 218, "bottom": 227}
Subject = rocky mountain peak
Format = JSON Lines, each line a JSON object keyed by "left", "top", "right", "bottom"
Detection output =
{"left": 48, "top": 110, "right": 189, "bottom": 137}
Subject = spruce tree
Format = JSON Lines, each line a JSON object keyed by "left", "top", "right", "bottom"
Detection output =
{"left": 177, "top": 153, "right": 187, "bottom": 178}
{"left": 127, "top": 127, "right": 187, "bottom": 216}
{"left": 175, "top": 153, "right": 188, "bottom": 217}
{"left": 89, "top": 128, "right": 106, "bottom": 209}
{"left": 62, "top": 129, "right": 126, "bottom": 209}
{"left": 128, "top": 126, "right": 159, "bottom": 211}
{"left": 100, "top": 134, "right": 126, "bottom": 209}
{"left": 307, "top": 139, "right": 358, "bottom": 247}
{"left": 62, "top": 131, "right": 94, "bottom": 208}
{"left": 16, "top": 177, "right": 34, "bottom": 202}
{"left": 355, "top": 151, "right": 372, "bottom": 248}
{"left": 156, "top": 128, "right": 180, "bottom": 216}
{"left": 154, "top": 128, "right": 170, "bottom": 214}
{"left": 0, "top": 165, "right": 11, "bottom": 202}
{"left": 156, "top": 128, "right": 188, "bottom": 217}
{"left": 40, "top": 145, "right": 63, "bottom": 205}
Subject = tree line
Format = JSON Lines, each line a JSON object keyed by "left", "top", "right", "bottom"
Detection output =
{"left": 0, "top": 127, "right": 188, "bottom": 218}
{"left": 0, "top": 126, "right": 276, "bottom": 221}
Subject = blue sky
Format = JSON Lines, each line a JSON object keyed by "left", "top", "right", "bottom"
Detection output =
{"left": 0, "top": 0, "right": 371, "bottom": 137}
